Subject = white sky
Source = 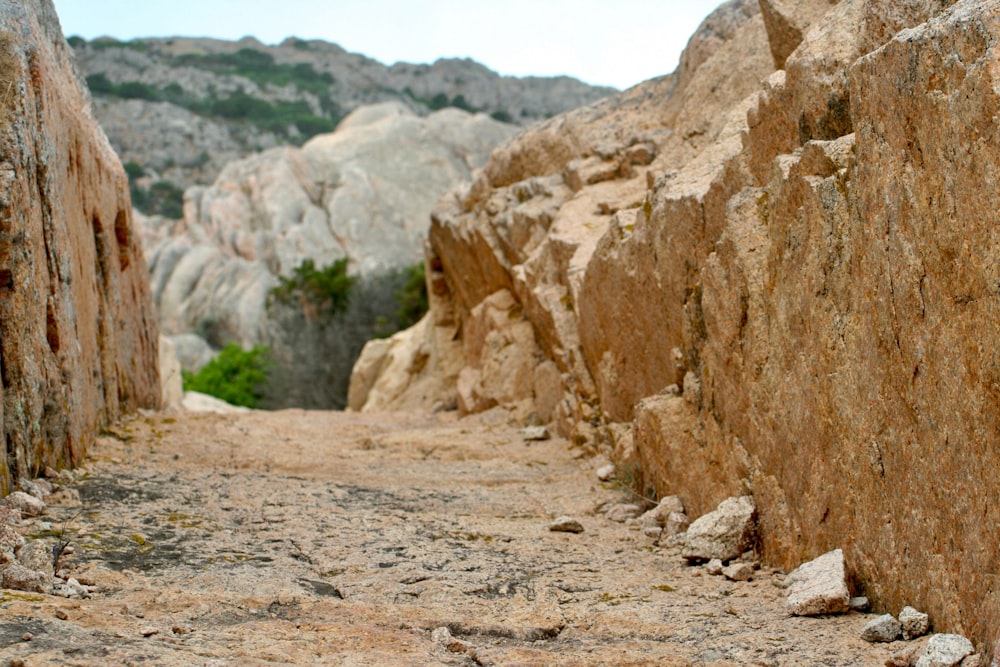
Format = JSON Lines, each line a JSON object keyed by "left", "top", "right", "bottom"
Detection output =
{"left": 51, "top": 0, "right": 724, "bottom": 90}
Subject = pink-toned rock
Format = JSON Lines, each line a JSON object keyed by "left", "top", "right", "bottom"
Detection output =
{"left": 0, "top": 0, "right": 160, "bottom": 494}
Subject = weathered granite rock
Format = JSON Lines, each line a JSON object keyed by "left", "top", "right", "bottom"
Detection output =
{"left": 349, "top": 0, "right": 1000, "bottom": 652}
{"left": 180, "top": 391, "right": 251, "bottom": 414}
{"left": 0, "top": 0, "right": 160, "bottom": 493}
{"left": 916, "top": 634, "right": 975, "bottom": 667}
{"left": 1, "top": 491, "right": 45, "bottom": 517}
{"left": 2, "top": 561, "right": 48, "bottom": 593}
{"left": 901, "top": 606, "right": 931, "bottom": 640}
{"left": 149, "top": 103, "right": 517, "bottom": 348}
{"left": 722, "top": 562, "right": 754, "bottom": 582}
{"left": 785, "top": 549, "right": 850, "bottom": 617}
{"left": 681, "top": 496, "right": 756, "bottom": 562}
{"left": 861, "top": 614, "right": 903, "bottom": 643}
{"left": 15, "top": 539, "right": 52, "bottom": 577}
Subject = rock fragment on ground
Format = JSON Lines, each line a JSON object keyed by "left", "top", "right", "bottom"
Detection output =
{"left": 850, "top": 596, "right": 870, "bottom": 611}
{"left": 706, "top": 559, "right": 724, "bottom": 576}
{"left": 596, "top": 464, "right": 616, "bottom": 481}
{"left": 861, "top": 614, "right": 902, "bottom": 643}
{"left": 521, "top": 426, "right": 550, "bottom": 441}
{"left": 899, "top": 606, "right": 930, "bottom": 640}
{"left": 605, "top": 503, "right": 642, "bottom": 522}
{"left": 785, "top": 549, "right": 851, "bottom": 616}
{"left": 3, "top": 562, "right": 49, "bottom": 593}
{"left": 2, "top": 492, "right": 47, "bottom": 517}
{"left": 680, "top": 496, "right": 756, "bottom": 562}
{"left": 549, "top": 516, "right": 584, "bottom": 533}
{"left": 16, "top": 540, "right": 53, "bottom": 577}
{"left": 722, "top": 562, "right": 754, "bottom": 582}
{"left": 666, "top": 511, "right": 690, "bottom": 536}
{"left": 915, "top": 634, "right": 974, "bottom": 667}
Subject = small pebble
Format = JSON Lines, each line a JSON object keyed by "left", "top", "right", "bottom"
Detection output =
{"left": 705, "top": 559, "right": 724, "bottom": 576}
{"left": 596, "top": 464, "right": 616, "bottom": 481}
{"left": 849, "top": 596, "right": 870, "bottom": 611}
{"left": 54, "top": 609, "right": 69, "bottom": 620}
{"left": 21, "top": 632, "right": 32, "bottom": 641}
{"left": 605, "top": 504, "right": 641, "bottom": 522}
{"left": 141, "top": 627, "right": 160, "bottom": 637}
{"left": 722, "top": 562, "right": 754, "bottom": 582}
{"left": 549, "top": 516, "right": 584, "bottom": 533}
{"left": 521, "top": 426, "right": 550, "bottom": 441}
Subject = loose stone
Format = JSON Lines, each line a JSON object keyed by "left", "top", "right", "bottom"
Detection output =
{"left": 722, "top": 562, "right": 754, "bottom": 582}
{"left": 899, "top": 606, "right": 930, "bottom": 640}
{"left": 785, "top": 549, "right": 851, "bottom": 616}
{"left": 549, "top": 516, "right": 584, "bottom": 533}
{"left": 860, "top": 614, "right": 902, "bottom": 643}
{"left": 915, "top": 634, "right": 975, "bottom": 667}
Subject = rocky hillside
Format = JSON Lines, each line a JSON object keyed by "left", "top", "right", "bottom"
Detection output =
{"left": 0, "top": 1, "right": 159, "bottom": 493}
{"left": 145, "top": 101, "right": 517, "bottom": 408}
{"left": 68, "top": 35, "right": 615, "bottom": 196}
{"left": 350, "top": 0, "right": 1000, "bottom": 656}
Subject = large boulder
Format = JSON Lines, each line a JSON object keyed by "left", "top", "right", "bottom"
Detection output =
{"left": 147, "top": 102, "right": 517, "bottom": 347}
{"left": 0, "top": 0, "right": 160, "bottom": 493}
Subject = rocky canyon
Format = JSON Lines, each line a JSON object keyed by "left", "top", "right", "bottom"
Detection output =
{"left": 2, "top": 0, "right": 1000, "bottom": 664}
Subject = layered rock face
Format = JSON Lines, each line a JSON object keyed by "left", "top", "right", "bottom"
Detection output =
{"left": 148, "top": 102, "right": 517, "bottom": 346}
{"left": 0, "top": 1, "right": 159, "bottom": 493}
{"left": 351, "top": 0, "right": 1000, "bottom": 652}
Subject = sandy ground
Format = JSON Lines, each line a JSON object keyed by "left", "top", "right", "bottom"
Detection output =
{"left": 0, "top": 408, "right": 914, "bottom": 666}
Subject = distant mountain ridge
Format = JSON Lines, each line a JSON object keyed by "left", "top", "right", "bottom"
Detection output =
{"left": 69, "top": 35, "right": 616, "bottom": 199}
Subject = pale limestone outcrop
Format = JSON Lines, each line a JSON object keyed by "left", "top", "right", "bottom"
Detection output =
{"left": 0, "top": 0, "right": 160, "bottom": 493}
{"left": 147, "top": 103, "right": 517, "bottom": 346}
{"left": 349, "top": 0, "right": 1000, "bottom": 654}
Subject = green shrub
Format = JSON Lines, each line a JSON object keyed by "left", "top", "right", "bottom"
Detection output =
{"left": 269, "top": 258, "right": 356, "bottom": 315}
{"left": 490, "top": 110, "right": 513, "bottom": 124}
{"left": 130, "top": 179, "right": 184, "bottom": 219}
{"left": 395, "top": 262, "right": 428, "bottom": 329}
{"left": 86, "top": 73, "right": 115, "bottom": 95}
{"left": 181, "top": 343, "right": 271, "bottom": 408}
{"left": 117, "top": 81, "right": 159, "bottom": 100}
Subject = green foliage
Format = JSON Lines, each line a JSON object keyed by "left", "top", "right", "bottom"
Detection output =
{"left": 67, "top": 35, "right": 85, "bottom": 49}
{"left": 262, "top": 261, "right": 428, "bottom": 410}
{"left": 269, "top": 258, "right": 356, "bottom": 315}
{"left": 181, "top": 343, "right": 271, "bottom": 408}
{"left": 85, "top": 73, "right": 115, "bottom": 95}
{"left": 89, "top": 38, "right": 148, "bottom": 52}
{"left": 123, "top": 161, "right": 145, "bottom": 180}
{"left": 394, "top": 262, "right": 428, "bottom": 329}
{"left": 130, "top": 180, "right": 184, "bottom": 219}
{"left": 490, "top": 110, "right": 514, "bottom": 124}
{"left": 173, "top": 48, "right": 335, "bottom": 93}
{"left": 117, "top": 80, "right": 159, "bottom": 100}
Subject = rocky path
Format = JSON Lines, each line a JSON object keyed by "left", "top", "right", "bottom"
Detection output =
{"left": 0, "top": 409, "right": 905, "bottom": 666}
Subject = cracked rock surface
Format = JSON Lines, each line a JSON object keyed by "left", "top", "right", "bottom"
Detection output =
{"left": 0, "top": 410, "right": 898, "bottom": 665}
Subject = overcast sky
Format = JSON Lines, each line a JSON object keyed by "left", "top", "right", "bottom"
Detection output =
{"left": 51, "top": 0, "right": 724, "bottom": 90}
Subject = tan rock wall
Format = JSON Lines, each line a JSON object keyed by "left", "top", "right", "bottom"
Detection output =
{"left": 350, "top": 0, "right": 1000, "bottom": 653}
{"left": 0, "top": 0, "right": 159, "bottom": 493}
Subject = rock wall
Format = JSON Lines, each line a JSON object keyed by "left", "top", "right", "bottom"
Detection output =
{"left": 350, "top": 0, "right": 1000, "bottom": 654}
{"left": 0, "top": 0, "right": 160, "bottom": 493}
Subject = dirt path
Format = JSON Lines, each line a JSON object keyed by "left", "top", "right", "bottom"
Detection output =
{"left": 0, "top": 408, "right": 906, "bottom": 666}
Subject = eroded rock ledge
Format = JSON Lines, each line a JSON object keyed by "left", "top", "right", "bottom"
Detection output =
{"left": 0, "top": 0, "right": 160, "bottom": 493}
{"left": 350, "top": 0, "right": 1000, "bottom": 654}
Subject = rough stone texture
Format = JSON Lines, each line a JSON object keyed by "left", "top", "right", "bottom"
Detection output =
{"left": 548, "top": 516, "right": 584, "bottom": 533}
{"left": 150, "top": 102, "right": 516, "bottom": 348}
{"left": 917, "top": 634, "right": 975, "bottom": 667}
{"left": 0, "top": 491, "right": 44, "bottom": 517}
{"left": 862, "top": 614, "right": 903, "bottom": 643}
{"left": 15, "top": 539, "right": 52, "bottom": 577}
{"left": 0, "top": 0, "right": 160, "bottom": 494}
{"left": 901, "top": 606, "right": 932, "bottom": 640}
{"left": 347, "top": 0, "right": 1000, "bottom": 655}
{"left": 680, "top": 496, "right": 756, "bottom": 562}
{"left": 785, "top": 549, "right": 851, "bottom": 617}
{"left": 722, "top": 562, "right": 755, "bottom": 582}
